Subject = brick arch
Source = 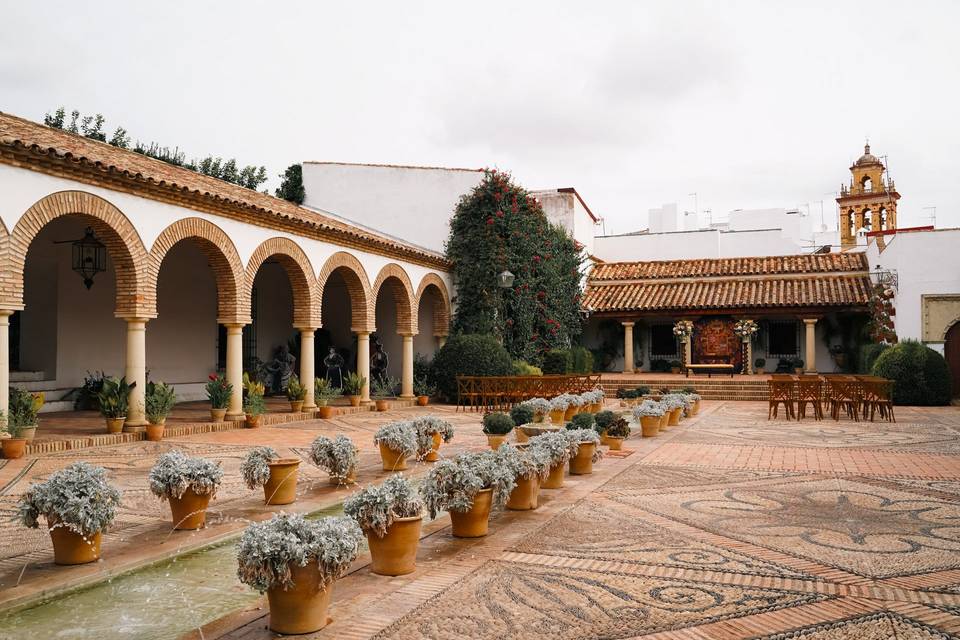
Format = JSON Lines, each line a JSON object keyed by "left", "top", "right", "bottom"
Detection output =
{"left": 147, "top": 218, "right": 248, "bottom": 324}
{"left": 317, "top": 251, "right": 373, "bottom": 333}
{"left": 5, "top": 191, "right": 149, "bottom": 316}
{"left": 245, "top": 237, "right": 320, "bottom": 328}
{"left": 415, "top": 273, "right": 451, "bottom": 337}
{"left": 372, "top": 263, "right": 417, "bottom": 335}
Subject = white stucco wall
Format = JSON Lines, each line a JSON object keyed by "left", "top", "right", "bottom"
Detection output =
{"left": 531, "top": 190, "right": 598, "bottom": 258}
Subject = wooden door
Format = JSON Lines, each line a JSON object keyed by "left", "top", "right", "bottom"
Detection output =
{"left": 946, "top": 322, "right": 960, "bottom": 398}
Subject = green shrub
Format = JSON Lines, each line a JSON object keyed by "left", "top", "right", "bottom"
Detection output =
{"left": 432, "top": 334, "right": 513, "bottom": 401}
{"left": 871, "top": 340, "right": 951, "bottom": 406}
{"left": 482, "top": 412, "right": 514, "bottom": 435}
{"left": 594, "top": 410, "right": 616, "bottom": 430}
{"left": 858, "top": 343, "right": 889, "bottom": 374}
{"left": 650, "top": 359, "right": 669, "bottom": 373}
{"left": 569, "top": 412, "right": 595, "bottom": 430}
{"left": 512, "top": 360, "right": 543, "bottom": 376}
{"left": 542, "top": 349, "right": 572, "bottom": 374}
{"left": 668, "top": 360, "right": 682, "bottom": 370}
{"left": 509, "top": 404, "right": 534, "bottom": 426}
{"left": 635, "top": 385, "right": 651, "bottom": 396}
{"left": 570, "top": 346, "right": 594, "bottom": 374}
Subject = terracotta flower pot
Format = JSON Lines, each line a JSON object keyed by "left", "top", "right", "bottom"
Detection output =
{"left": 640, "top": 416, "right": 660, "bottom": 437}
{"left": 20, "top": 425, "right": 37, "bottom": 443}
{"left": 450, "top": 488, "right": 492, "bottom": 538}
{"left": 168, "top": 487, "right": 212, "bottom": 530}
{"left": 105, "top": 417, "right": 125, "bottom": 434}
{"left": 607, "top": 437, "right": 624, "bottom": 451}
{"left": 210, "top": 408, "right": 227, "bottom": 422}
{"left": 486, "top": 434, "right": 508, "bottom": 450}
{"left": 506, "top": 475, "right": 540, "bottom": 510}
{"left": 670, "top": 367, "right": 681, "bottom": 375}
{"left": 598, "top": 430, "right": 610, "bottom": 446}
{"left": 245, "top": 414, "right": 261, "bottom": 429}
{"left": 379, "top": 442, "right": 408, "bottom": 471}
{"left": 756, "top": 368, "right": 765, "bottom": 375}
{"left": 668, "top": 407, "right": 682, "bottom": 426}
{"left": 348, "top": 395, "right": 361, "bottom": 407}
{"left": 266, "top": 562, "right": 332, "bottom": 635}
{"left": 541, "top": 461, "right": 565, "bottom": 489}
{"left": 289, "top": 400, "right": 304, "bottom": 413}
{"left": 563, "top": 406, "right": 577, "bottom": 421}
{"left": 1, "top": 438, "right": 27, "bottom": 459}
{"left": 659, "top": 413, "right": 670, "bottom": 430}
{"left": 569, "top": 442, "right": 596, "bottom": 475}
{"left": 425, "top": 432, "right": 442, "bottom": 462}
{"left": 329, "top": 466, "right": 357, "bottom": 486}
{"left": 416, "top": 396, "right": 429, "bottom": 406}
{"left": 514, "top": 428, "right": 530, "bottom": 444}
{"left": 367, "top": 515, "right": 422, "bottom": 576}
{"left": 145, "top": 423, "right": 165, "bottom": 442}
{"left": 549, "top": 409, "right": 565, "bottom": 425}
{"left": 318, "top": 405, "right": 334, "bottom": 419}
{"left": 48, "top": 517, "right": 101, "bottom": 565}
{"left": 375, "top": 399, "right": 389, "bottom": 412}
{"left": 692, "top": 400, "right": 701, "bottom": 415}
{"left": 263, "top": 458, "right": 300, "bottom": 505}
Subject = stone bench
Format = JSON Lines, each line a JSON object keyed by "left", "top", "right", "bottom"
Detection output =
{"left": 686, "top": 363, "right": 735, "bottom": 378}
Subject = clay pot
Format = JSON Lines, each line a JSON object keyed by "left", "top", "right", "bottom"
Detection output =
{"left": 506, "top": 475, "right": 540, "bottom": 510}
{"left": 416, "top": 396, "right": 429, "bottom": 406}
{"left": 563, "top": 406, "right": 577, "bottom": 421}
{"left": 348, "top": 395, "right": 361, "bottom": 407}
{"left": 514, "top": 428, "right": 529, "bottom": 444}
{"left": 486, "top": 434, "right": 508, "bottom": 450}
{"left": 425, "top": 432, "right": 442, "bottom": 462}
{"left": 289, "top": 400, "right": 304, "bottom": 413}
{"left": 145, "top": 423, "right": 165, "bottom": 442}
{"left": 263, "top": 458, "right": 300, "bottom": 505}
{"left": 168, "top": 487, "right": 212, "bottom": 530}
{"left": 607, "top": 437, "right": 624, "bottom": 451}
{"left": 569, "top": 442, "right": 596, "bottom": 475}
{"left": 210, "top": 408, "right": 227, "bottom": 422}
{"left": 640, "top": 416, "right": 660, "bottom": 437}
{"left": 318, "top": 405, "right": 334, "bottom": 419}
{"left": 756, "top": 368, "right": 765, "bottom": 375}
{"left": 48, "top": 517, "right": 101, "bottom": 565}
{"left": 450, "top": 488, "right": 492, "bottom": 538}
{"left": 105, "top": 417, "right": 125, "bottom": 434}
{"left": 20, "top": 425, "right": 37, "bottom": 443}
{"left": 598, "top": 430, "right": 610, "bottom": 446}
{"left": 549, "top": 409, "right": 565, "bottom": 425}
{"left": 692, "top": 400, "right": 701, "bottom": 415}
{"left": 541, "top": 461, "right": 565, "bottom": 489}
{"left": 245, "top": 414, "right": 261, "bottom": 429}
{"left": 379, "top": 442, "right": 408, "bottom": 471}
{"left": 659, "top": 413, "right": 670, "bottom": 430}
{"left": 670, "top": 367, "right": 681, "bottom": 375}
{"left": 266, "top": 562, "right": 332, "bottom": 635}
{"left": 367, "top": 515, "right": 422, "bottom": 576}
{"left": 329, "top": 466, "right": 357, "bottom": 486}
{"left": 375, "top": 399, "right": 389, "bottom": 412}
{"left": 668, "top": 408, "right": 682, "bottom": 426}
{"left": 2, "top": 438, "right": 27, "bottom": 459}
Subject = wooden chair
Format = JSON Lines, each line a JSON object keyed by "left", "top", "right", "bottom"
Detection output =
{"left": 827, "top": 377, "right": 861, "bottom": 421}
{"left": 795, "top": 375, "right": 823, "bottom": 420}
{"left": 861, "top": 378, "right": 896, "bottom": 422}
{"left": 767, "top": 379, "right": 795, "bottom": 419}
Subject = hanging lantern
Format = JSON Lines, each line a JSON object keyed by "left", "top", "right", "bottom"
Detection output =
{"left": 72, "top": 227, "right": 106, "bottom": 289}
{"left": 497, "top": 269, "right": 515, "bottom": 289}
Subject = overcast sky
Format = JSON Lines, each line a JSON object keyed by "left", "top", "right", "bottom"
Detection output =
{"left": 2, "top": 1, "right": 958, "bottom": 234}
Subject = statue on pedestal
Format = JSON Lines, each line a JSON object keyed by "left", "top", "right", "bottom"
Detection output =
{"left": 323, "top": 347, "right": 344, "bottom": 389}
{"left": 370, "top": 335, "right": 389, "bottom": 385}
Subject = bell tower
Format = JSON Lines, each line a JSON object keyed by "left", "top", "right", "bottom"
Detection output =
{"left": 836, "top": 142, "right": 900, "bottom": 248}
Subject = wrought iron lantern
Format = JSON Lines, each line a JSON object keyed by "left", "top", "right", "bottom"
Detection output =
{"left": 72, "top": 227, "right": 106, "bottom": 289}
{"left": 497, "top": 269, "right": 515, "bottom": 289}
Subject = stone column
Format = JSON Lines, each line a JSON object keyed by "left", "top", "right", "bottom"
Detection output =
{"left": 0, "top": 310, "right": 12, "bottom": 418}
{"left": 400, "top": 334, "right": 415, "bottom": 398}
{"left": 622, "top": 322, "right": 635, "bottom": 373}
{"left": 356, "top": 331, "right": 371, "bottom": 402}
{"left": 224, "top": 323, "right": 245, "bottom": 420}
{"left": 803, "top": 318, "right": 818, "bottom": 373}
{"left": 299, "top": 327, "right": 317, "bottom": 411}
{"left": 124, "top": 318, "right": 148, "bottom": 429}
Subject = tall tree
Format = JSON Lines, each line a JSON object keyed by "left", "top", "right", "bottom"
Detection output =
{"left": 275, "top": 163, "right": 305, "bottom": 204}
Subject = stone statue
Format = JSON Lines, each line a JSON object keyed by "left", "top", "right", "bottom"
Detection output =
{"left": 370, "top": 335, "right": 389, "bottom": 385}
{"left": 323, "top": 346, "right": 344, "bottom": 389}
{"left": 261, "top": 344, "right": 297, "bottom": 395}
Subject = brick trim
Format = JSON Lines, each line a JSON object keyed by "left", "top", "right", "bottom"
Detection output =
{"left": 414, "top": 272, "right": 451, "bottom": 337}
{"left": 317, "top": 251, "right": 373, "bottom": 333}
{"left": 372, "top": 263, "right": 416, "bottom": 335}
{"left": 245, "top": 237, "right": 320, "bottom": 328}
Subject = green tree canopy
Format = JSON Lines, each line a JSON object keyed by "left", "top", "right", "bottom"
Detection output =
{"left": 275, "top": 163, "right": 306, "bottom": 204}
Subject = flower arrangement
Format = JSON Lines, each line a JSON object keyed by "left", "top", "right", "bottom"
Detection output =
{"left": 672, "top": 320, "right": 694, "bottom": 341}
{"left": 482, "top": 412, "right": 514, "bottom": 435}
{"left": 309, "top": 435, "right": 358, "bottom": 482}
{"left": 632, "top": 399, "right": 666, "bottom": 418}
{"left": 411, "top": 415, "right": 455, "bottom": 459}
{"left": 373, "top": 421, "right": 418, "bottom": 457}
{"left": 18, "top": 462, "right": 122, "bottom": 536}
{"left": 97, "top": 376, "right": 135, "bottom": 419}
{"left": 343, "top": 474, "right": 423, "bottom": 538}
{"left": 145, "top": 381, "right": 176, "bottom": 424}
{"left": 528, "top": 431, "right": 576, "bottom": 467}
{"left": 236, "top": 513, "right": 363, "bottom": 593}
{"left": 205, "top": 373, "right": 232, "bottom": 409}
{"left": 419, "top": 450, "right": 517, "bottom": 518}
{"left": 149, "top": 450, "right": 223, "bottom": 500}
{"left": 733, "top": 319, "right": 759, "bottom": 340}
{"left": 242, "top": 373, "right": 266, "bottom": 417}
{"left": 496, "top": 444, "right": 551, "bottom": 481}
{"left": 240, "top": 446, "right": 279, "bottom": 489}
{"left": 313, "top": 378, "right": 342, "bottom": 407}
{"left": 285, "top": 374, "right": 306, "bottom": 402}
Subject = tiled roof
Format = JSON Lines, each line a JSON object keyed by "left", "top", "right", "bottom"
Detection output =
{"left": 589, "top": 253, "right": 868, "bottom": 281}
{"left": 0, "top": 112, "right": 449, "bottom": 268}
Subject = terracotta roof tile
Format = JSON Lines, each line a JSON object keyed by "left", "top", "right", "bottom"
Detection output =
{"left": 589, "top": 253, "right": 867, "bottom": 281}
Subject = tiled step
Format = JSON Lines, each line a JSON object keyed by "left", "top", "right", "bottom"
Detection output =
{"left": 601, "top": 377, "right": 769, "bottom": 401}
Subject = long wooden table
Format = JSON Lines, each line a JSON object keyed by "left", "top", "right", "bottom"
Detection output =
{"left": 456, "top": 374, "right": 601, "bottom": 412}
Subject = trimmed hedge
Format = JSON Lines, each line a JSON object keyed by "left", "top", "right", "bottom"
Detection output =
{"left": 542, "top": 349, "right": 572, "bottom": 375}
{"left": 858, "top": 343, "right": 889, "bottom": 374}
{"left": 570, "top": 346, "right": 594, "bottom": 374}
{"left": 871, "top": 340, "right": 951, "bottom": 406}
{"left": 432, "top": 334, "right": 513, "bottom": 401}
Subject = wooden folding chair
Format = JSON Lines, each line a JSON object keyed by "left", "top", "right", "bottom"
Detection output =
{"left": 796, "top": 375, "right": 823, "bottom": 420}
{"left": 828, "top": 377, "right": 861, "bottom": 421}
{"left": 767, "top": 379, "right": 795, "bottom": 419}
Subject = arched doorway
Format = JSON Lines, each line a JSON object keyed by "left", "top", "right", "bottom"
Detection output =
{"left": 946, "top": 321, "right": 960, "bottom": 398}
{"left": 372, "top": 264, "right": 416, "bottom": 397}
{"left": 318, "top": 252, "right": 373, "bottom": 401}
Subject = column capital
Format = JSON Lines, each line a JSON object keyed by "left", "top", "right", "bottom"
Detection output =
{"left": 0, "top": 308, "right": 19, "bottom": 318}
{"left": 219, "top": 317, "right": 251, "bottom": 327}
{"left": 398, "top": 332, "right": 416, "bottom": 339}
{"left": 802, "top": 317, "right": 820, "bottom": 325}
{"left": 353, "top": 329, "right": 371, "bottom": 337}
{"left": 621, "top": 321, "right": 635, "bottom": 328}
{"left": 295, "top": 325, "right": 319, "bottom": 333}
{"left": 220, "top": 320, "right": 249, "bottom": 330}
{"left": 118, "top": 316, "right": 151, "bottom": 324}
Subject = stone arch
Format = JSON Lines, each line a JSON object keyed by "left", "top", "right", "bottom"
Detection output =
{"left": 415, "top": 272, "right": 451, "bottom": 337}
{"left": 317, "top": 251, "right": 373, "bottom": 333}
{"left": 372, "top": 263, "right": 417, "bottom": 336}
{"left": 148, "top": 218, "right": 248, "bottom": 323}
{"left": 5, "top": 191, "right": 149, "bottom": 316}
{"left": 245, "top": 237, "right": 320, "bottom": 328}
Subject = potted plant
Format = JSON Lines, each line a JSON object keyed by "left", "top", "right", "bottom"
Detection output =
{"left": 564, "top": 428, "right": 603, "bottom": 475}
{"left": 344, "top": 474, "right": 423, "bottom": 576}
{"left": 669, "top": 359, "right": 683, "bottom": 375}
{"left": 413, "top": 377, "right": 436, "bottom": 407}
{"left": 604, "top": 416, "right": 630, "bottom": 450}
{"left": 236, "top": 513, "right": 363, "bottom": 635}
{"left": 661, "top": 393, "right": 686, "bottom": 426}
{"left": 565, "top": 394, "right": 584, "bottom": 421}
{"left": 285, "top": 374, "right": 307, "bottom": 413}
{"left": 520, "top": 397, "right": 550, "bottom": 423}
{"left": 509, "top": 404, "right": 534, "bottom": 443}
{"left": 205, "top": 373, "right": 232, "bottom": 421}
{"left": 309, "top": 435, "right": 359, "bottom": 485}
{"left": 548, "top": 396, "right": 569, "bottom": 425}
{"left": 243, "top": 373, "right": 266, "bottom": 428}
{"left": 145, "top": 381, "right": 176, "bottom": 442}
{"left": 482, "top": 412, "right": 513, "bottom": 449}
{"left": 528, "top": 431, "right": 575, "bottom": 489}
{"left": 499, "top": 445, "right": 551, "bottom": 511}
{"left": 632, "top": 400, "right": 665, "bottom": 437}
{"left": 684, "top": 391, "right": 702, "bottom": 415}
{"left": 568, "top": 411, "right": 595, "bottom": 434}
{"left": 792, "top": 357, "right": 805, "bottom": 375}
{"left": 594, "top": 409, "right": 616, "bottom": 445}
{"left": 755, "top": 358, "right": 766, "bottom": 375}
{"left": 17, "top": 462, "right": 122, "bottom": 565}
{"left": 241, "top": 446, "right": 300, "bottom": 505}
{"left": 313, "top": 378, "right": 341, "bottom": 419}
{"left": 371, "top": 376, "right": 399, "bottom": 412}
{"left": 420, "top": 450, "right": 516, "bottom": 538}
{"left": 412, "top": 415, "right": 455, "bottom": 462}
{"left": 149, "top": 450, "right": 223, "bottom": 530}
{"left": 1, "top": 411, "right": 28, "bottom": 460}
{"left": 7, "top": 388, "right": 43, "bottom": 445}
{"left": 342, "top": 372, "right": 366, "bottom": 407}
{"left": 97, "top": 376, "right": 135, "bottom": 433}
{"left": 374, "top": 421, "right": 417, "bottom": 471}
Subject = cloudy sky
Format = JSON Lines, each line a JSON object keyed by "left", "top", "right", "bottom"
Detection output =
{"left": 2, "top": 1, "right": 958, "bottom": 235}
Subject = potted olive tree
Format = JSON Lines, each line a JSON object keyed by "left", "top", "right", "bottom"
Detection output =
{"left": 371, "top": 376, "right": 399, "bottom": 412}
{"left": 420, "top": 450, "right": 516, "bottom": 538}
{"left": 149, "top": 450, "right": 223, "bottom": 530}
{"left": 205, "top": 373, "right": 232, "bottom": 421}
{"left": 285, "top": 374, "right": 307, "bottom": 413}
{"left": 499, "top": 445, "right": 551, "bottom": 511}
{"left": 243, "top": 373, "right": 266, "bottom": 428}
{"left": 482, "top": 412, "right": 513, "bottom": 450}
{"left": 509, "top": 404, "right": 534, "bottom": 443}
{"left": 344, "top": 474, "right": 423, "bottom": 576}
{"left": 313, "top": 378, "right": 341, "bottom": 419}
{"left": 241, "top": 446, "right": 300, "bottom": 505}
{"left": 17, "top": 462, "right": 122, "bottom": 565}
{"left": 97, "top": 376, "right": 135, "bottom": 433}
{"left": 342, "top": 372, "right": 365, "bottom": 407}
{"left": 412, "top": 415, "right": 455, "bottom": 462}
{"left": 528, "top": 431, "right": 575, "bottom": 489}
{"left": 309, "top": 435, "right": 359, "bottom": 485}
{"left": 565, "top": 428, "right": 603, "bottom": 475}
{"left": 373, "top": 421, "right": 417, "bottom": 471}
{"left": 236, "top": 513, "right": 363, "bottom": 635}
{"left": 632, "top": 400, "right": 665, "bottom": 437}
{"left": 145, "top": 381, "right": 176, "bottom": 442}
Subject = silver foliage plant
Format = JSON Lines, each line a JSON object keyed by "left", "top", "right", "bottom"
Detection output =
{"left": 236, "top": 513, "right": 363, "bottom": 593}
{"left": 411, "top": 415, "right": 455, "bottom": 460}
{"left": 564, "top": 428, "right": 604, "bottom": 462}
{"left": 373, "top": 421, "right": 417, "bottom": 457}
{"left": 419, "top": 450, "right": 516, "bottom": 518}
{"left": 496, "top": 443, "right": 552, "bottom": 481}
{"left": 520, "top": 397, "right": 550, "bottom": 417}
{"left": 149, "top": 450, "right": 223, "bottom": 500}
{"left": 528, "top": 431, "right": 575, "bottom": 467}
{"left": 343, "top": 474, "right": 423, "bottom": 538}
{"left": 240, "top": 446, "right": 279, "bottom": 489}
{"left": 632, "top": 399, "right": 666, "bottom": 419}
{"left": 309, "top": 435, "right": 358, "bottom": 482}
{"left": 18, "top": 462, "right": 122, "bottom": 536}
{"left": 661, "top": 393, "right": 688, "bottom": 411}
